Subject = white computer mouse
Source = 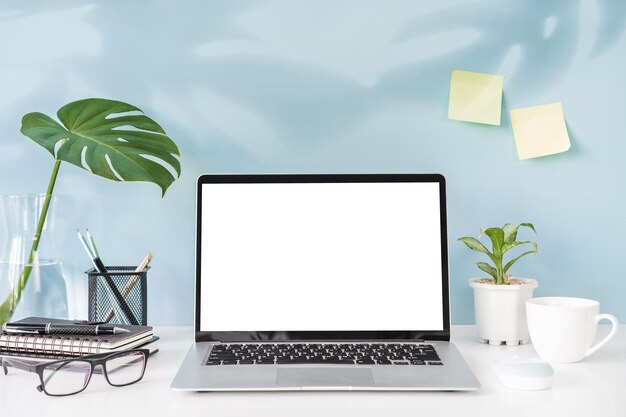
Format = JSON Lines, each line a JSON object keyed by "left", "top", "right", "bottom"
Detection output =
{"left": 492, "top": 360, "right": 554, "bottom": 390}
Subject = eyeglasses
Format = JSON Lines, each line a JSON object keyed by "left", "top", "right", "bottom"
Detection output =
{"left": 1, "top": 349, "right": 149, "bottom": 396}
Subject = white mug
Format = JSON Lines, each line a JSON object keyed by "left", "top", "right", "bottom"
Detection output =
{"left": 526, "top": 297, "right": 619, "bottom": 363}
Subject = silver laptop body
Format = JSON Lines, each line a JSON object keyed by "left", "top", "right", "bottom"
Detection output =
{"left": 172, "top": 174, "right": 480, "bottom": 391}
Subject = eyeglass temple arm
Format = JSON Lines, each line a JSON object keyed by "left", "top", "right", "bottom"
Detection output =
{"left": 1, "top": 358, "right": 37, "bottom": 375}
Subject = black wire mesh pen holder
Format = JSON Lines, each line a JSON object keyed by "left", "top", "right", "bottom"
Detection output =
{"left": 86, "top": 266, "right": 149, "bottom": 326}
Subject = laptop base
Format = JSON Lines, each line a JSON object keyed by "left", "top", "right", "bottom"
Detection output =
{"left": 171, "top": 341, "right": 480, "bottom": 391}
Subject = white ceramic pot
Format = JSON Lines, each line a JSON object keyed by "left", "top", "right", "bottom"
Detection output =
{"left": 470, "top": 278, "right": 538, "bottom": 346}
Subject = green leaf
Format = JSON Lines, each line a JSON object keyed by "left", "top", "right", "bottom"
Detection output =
{"left": 481, "top": 227, "right": 505, "bottom": 257}
{"left": 503, "top": 223, "right": 536, "bottom": 244}
{"left": 476, "top": 262, "right": 497, "bottom": 280}
{"left": 502, "top": 240, "right": 536, "bottom": 255}
{"left": 458, "top": 237, "right": 497, "bottom": 264}
{"left": 21, "top": 98, "right": 181, "bottom": 196}
{"left": 458, "top": 237, "right": 490, "bottom": 253}
{"left": 503, "top": 245, "right": 538, "bottom": 275}
{"left": 502, "top": 224, "right": 518, "bottom": 244}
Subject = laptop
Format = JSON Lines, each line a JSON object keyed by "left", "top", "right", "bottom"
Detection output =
{"left": 171, "top": 173, "right": 480, "bottom": 391}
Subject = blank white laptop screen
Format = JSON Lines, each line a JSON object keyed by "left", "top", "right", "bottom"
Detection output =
{"left": 200, "top": 182, "right": 444, "bottom": 332}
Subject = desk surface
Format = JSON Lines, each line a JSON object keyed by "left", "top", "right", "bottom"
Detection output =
{"left": 1, "top": 325, "right": 624, "bottom": 417}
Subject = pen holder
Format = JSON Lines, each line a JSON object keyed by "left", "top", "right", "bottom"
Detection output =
{"left": 86, "top": 266, "right": 149, "bottom": 326}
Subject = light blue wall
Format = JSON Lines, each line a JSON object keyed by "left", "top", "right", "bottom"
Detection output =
{"left": 1, "top": 1, "right": 625, "bottom": 325}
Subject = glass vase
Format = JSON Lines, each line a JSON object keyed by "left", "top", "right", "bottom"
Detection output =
{"left": 0, "top": 194, "right": 68, "bottom": 324}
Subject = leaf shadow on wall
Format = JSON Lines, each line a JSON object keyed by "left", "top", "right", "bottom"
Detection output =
{"left": 3, "top": 0, "right": 626, "bottom": 169}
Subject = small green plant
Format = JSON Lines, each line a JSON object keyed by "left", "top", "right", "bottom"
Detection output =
{"left": 0, "top": 98, "right": 181, "bottom": 324}
{"left": 458, "top": 223, "right": 538, "bottom": 285}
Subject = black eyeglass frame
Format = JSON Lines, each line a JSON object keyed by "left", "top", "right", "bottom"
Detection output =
{"left": 1, "top": 348, "right": 149, "bottom": 396}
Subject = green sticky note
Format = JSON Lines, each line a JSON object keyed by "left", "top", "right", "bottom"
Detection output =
{"left": 510, "top": 102, "right": 571, "bottom": 160}
{"left": 448, "top": 70, "right": 504, "bottom": 126}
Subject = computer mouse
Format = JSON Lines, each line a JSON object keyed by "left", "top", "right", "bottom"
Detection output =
{"left": 492, "top": 360, "right": 554, "bottom": 390}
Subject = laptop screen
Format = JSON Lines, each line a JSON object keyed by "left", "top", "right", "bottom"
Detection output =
{"left": 197, "top": 176, "right": 447, "bottom": 335}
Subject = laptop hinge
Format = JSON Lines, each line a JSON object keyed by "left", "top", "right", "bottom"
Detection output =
{"left": 210, "top": 339, "right": 426, "bottom": 344}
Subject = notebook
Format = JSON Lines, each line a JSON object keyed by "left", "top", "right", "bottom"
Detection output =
{"left": 0, "top": 317, "right": 153, "bottom": 356}
{"left": 0, "top": 336, "right": 160, "bottom": 362}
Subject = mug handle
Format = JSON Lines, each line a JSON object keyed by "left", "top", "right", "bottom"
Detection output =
{"left": 584, "top": 314, "right": 619, "bottom": 358}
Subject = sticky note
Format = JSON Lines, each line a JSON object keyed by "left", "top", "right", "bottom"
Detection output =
{"left": 448, "top": 70, "right": 504, "bottom": 125}
{"left": 510, "top": 102, "right": 571, "bottom": 160}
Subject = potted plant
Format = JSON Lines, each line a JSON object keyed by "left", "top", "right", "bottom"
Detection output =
{"left": 458, "top": 223, "right": 538, "bottom": 346}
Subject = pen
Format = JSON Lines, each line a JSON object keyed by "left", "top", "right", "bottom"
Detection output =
{"left": 102, "top": 252, "right": 153, "bottom": 323}
{"left": 135, "top": 252, "right": 153, "bottom": 273}
{"left": 2, "top": 323, "right": 130, "bottom": 336}
{"left": 86, "top": 229, "right": 100, "bottom": 258}
{"left": 78, "top": 231, "right": 111, "bottom": 279}
{"left": 77, "top": 230, "right": 139, "bottom": 325}
{"left": 77, "top": 229, "right": 95, "bottom": 258}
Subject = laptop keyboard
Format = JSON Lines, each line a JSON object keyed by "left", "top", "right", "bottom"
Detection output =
{"left": 205, "top": 343, "right": 442, "bottom": 365}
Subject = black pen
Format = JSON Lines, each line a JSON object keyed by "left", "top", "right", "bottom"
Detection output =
{"left": 2, "top": 323, "right": 130, "bottom": 336}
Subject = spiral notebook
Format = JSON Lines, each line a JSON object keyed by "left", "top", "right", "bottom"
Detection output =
{"left": 0, "top": 337, "right": 159, "bottom": 363}
{"left": 0, "top": 317, "right": 153, "bottom": 356}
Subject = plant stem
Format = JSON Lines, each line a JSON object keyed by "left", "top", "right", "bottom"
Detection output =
{"left": 495, "top": 260, "right": 503, "bottom": 285}
{"left": 0, "top": 160, "right": 62, "bottom": 324}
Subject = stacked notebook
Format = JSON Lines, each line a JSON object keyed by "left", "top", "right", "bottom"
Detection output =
{"left": 0, "top": 317, "right": 159, "bottom": 361}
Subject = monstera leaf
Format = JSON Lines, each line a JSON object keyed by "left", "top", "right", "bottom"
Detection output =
{"left": 20, "top": 98, "right": 180, "bottom": 196}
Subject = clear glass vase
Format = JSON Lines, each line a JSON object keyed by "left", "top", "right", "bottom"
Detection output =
{"left": 0, "top": 194, "right": 68, "bottom": 324}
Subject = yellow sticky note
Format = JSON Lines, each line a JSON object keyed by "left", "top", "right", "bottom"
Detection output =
{"left": 510, "top": 102, "right": 571, "bottom": 160}
{"left": 448, "top": 70, "right": 504, "bottom": 125}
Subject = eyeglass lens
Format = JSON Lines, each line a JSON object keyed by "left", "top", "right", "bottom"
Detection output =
{"left": 42, "top": 361, "right": 92, "bottom": 396}
{"left": 105, "top": 351, "right": 145, "bottom": 386}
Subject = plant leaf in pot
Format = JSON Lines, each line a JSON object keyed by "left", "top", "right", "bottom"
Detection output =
{"left": 459, "top": 223, "right": 538, "bottom": 345}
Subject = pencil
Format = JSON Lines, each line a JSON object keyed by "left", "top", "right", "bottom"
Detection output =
{"left": 86, "top": 229, "right": 100, "bottom": 258}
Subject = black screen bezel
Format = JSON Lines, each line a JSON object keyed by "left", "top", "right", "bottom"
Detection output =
{"left": 195, "top": 173, "right": 451, "bottom": 342}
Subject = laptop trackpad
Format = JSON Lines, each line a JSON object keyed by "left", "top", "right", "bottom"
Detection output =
{"left": 277, "top": 367, "right": 374, "bottom": 388}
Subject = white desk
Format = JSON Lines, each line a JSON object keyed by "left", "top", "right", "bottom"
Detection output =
{"left": 1, "top": 325, "right": 624, "bottom": 417}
